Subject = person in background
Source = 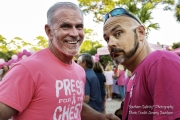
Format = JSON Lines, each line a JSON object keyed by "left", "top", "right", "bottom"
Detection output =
{"left": 104, "top": 62, "right": 114, "bottom": 101}
{"left": 0, "top": 2, "right": 119, "bottom": 120}
{"left": 77, "top": 53, "right": 103, "bottom": 113}
{"left": 115, "top": 64, "right": 125, "bottom": 100}
{"left": 99, "top": 60, "right": 106, "bottom": 70}
{"left": 124, "top": 68, "right": 131, "bottom": 93}
{"left": 93, "top": 62, "right": 106, "bottom": 113}
{"left": 0, "top": 65, "right": 9, "bottom": 81}
{"left": 103, "top": 7, "right": 180, "bottom": 120}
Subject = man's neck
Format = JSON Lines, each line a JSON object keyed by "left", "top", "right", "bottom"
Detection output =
{"left": 123, "top": 42, "right": 152, "bottom": 72}
{"left": 48, "top": 45, "right": 73, "bottom": 65}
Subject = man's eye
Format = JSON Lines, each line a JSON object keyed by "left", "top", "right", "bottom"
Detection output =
{"left": 60, "top": 24, "right": 71, "bottom": 29}
{"left": 104, "top": 38, "right": 109, "bottom": 43}
{"left": 76, "top": 24, "right": 83, "bottom": 30}
{"left": 62, "top": 25, "right": 69, "bottom": 29}
{"left": 115, "top": 31, "right": 121, "bottom": 37}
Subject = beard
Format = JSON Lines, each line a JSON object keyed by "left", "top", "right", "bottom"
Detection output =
{"left": 53, "top": 36, "right": 83, "bottom": 57}
{"left": 111, "top": 30, "right": 139, "bottom": 65}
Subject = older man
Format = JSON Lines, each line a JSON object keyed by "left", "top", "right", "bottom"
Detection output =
{"left": 0, "top": 2, "right": 119, "bottom": 120}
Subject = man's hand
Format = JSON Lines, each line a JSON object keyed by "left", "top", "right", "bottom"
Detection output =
{"left": 104, "top": 113, "right": 121, "bottom": 120}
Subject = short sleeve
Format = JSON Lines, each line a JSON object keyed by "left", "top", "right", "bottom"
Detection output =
{"left": 85, "top": 77, "right": 90, "bottom": 95}
{"left": 147, "top": 57, "right": 180, "bottom": 119}
{"left": 0, "top": 64, "right": 35, "bottom": 113}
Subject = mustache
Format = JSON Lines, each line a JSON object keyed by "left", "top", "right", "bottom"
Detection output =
{"left": 64, "top": 36, "right": 81, "bottom": 41}
{"left": 77, "top": 36, "right": 81, "bottom": 41}
{"left": 110, "top": 47, "right": 125, "bottom": 54}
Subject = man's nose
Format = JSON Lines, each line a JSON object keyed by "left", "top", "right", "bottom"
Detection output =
{"left": 69, "top": 27, "right": 79, "bottom": 37}
{"left": 108, "top": 36, "right": 116, "bottom": 48}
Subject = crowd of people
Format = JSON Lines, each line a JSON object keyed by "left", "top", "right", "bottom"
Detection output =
{"left": 0, "top": 1, "right": 180, "bottom": 120}
{"left": 77, "top": 53, "right": 128, "bottom": 114}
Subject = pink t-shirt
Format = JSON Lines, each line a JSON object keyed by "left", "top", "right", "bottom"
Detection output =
{"left": 104, "top": 71, "right": 114, "bottom": 85}
{"left": 123, "top": 50, "right": 180, "bottom": 120}
{"left": 117, "top": 70, "right": 125, "bottom": 86}
{"left": 0, "top": 48, "right": 86, "bottom": 120}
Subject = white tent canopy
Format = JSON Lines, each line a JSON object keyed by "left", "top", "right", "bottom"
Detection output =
{"left": 97, "top": 46, "right": 110, "bottom": 55}
{"left": 97, "top": 43, "right": 162, "bottom": 55}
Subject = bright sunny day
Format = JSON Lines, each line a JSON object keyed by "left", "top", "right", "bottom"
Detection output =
{"left": 0, "top": 0, "right": 180, "bottom": 120}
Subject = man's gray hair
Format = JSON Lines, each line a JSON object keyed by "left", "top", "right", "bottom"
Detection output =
{"left": 47, "top": 2, "right": 83, "bottom": 25}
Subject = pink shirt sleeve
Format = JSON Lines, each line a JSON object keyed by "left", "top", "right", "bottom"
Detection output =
{"left": 0, "top": 64, "right": 35, "bottom": 113}
{"left": 147, "top": 57, "right": 180, "bottom": 119}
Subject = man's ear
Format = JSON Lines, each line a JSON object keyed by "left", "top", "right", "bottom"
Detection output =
{"left": 82, "top": 61, "right": 86, "bottom": 68}
{"left": 136, "top": 25, "right": 146, "bottom": 42}
{"left": 45, "top": 24, "right": 53, "bottom": 40}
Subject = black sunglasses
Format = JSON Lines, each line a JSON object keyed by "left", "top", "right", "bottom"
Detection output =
{"left": 104, "top": 8, "right": 141, "bottom": 24}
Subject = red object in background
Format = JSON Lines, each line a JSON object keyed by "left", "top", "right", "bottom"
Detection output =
{"left": 113, "top": 66, "right": 118, "bottom": 74}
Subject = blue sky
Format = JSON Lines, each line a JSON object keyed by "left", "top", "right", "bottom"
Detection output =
{"left": 0, "top": 0, "right": 180, "bottom": 46}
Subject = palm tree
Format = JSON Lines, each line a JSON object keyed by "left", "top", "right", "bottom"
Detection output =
{"left": 78, "top": 0, "right": 180, "bottom": 35}
{"left": 78, "top": 0, "right": 160, "bottom": 37}
{"left": 175, "top": 2, "right": 180, "bottom": 22}
{"left": 125, "top": 1, "right": 160, "bottom": 36}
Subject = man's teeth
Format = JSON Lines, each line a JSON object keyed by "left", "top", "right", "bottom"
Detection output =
{"left": 68, "top": 41, "right": 78, "bottom": 44}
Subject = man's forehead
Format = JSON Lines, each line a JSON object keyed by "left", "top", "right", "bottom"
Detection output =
{"left": 105, "top": 15, "right": 138, "bottom": 25}
{"left": 53, "top": 8, "right": 83, "bottom": 24}
{"left": 54, "top": 8, "right": 83, "bottom": 19}
{"left": 103, "top": 18, "right": 125, "bottom": 32}
{"left": 103, "top": 16, "right": 138, "bottom": 32}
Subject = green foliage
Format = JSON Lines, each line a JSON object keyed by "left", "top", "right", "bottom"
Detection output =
{"left": 7, "top": 37, "right": 31, "bottom": 51}
{"left": 172, "top": 42, "right": 180, "bottom": 49}
{"left": 32, "top": 36, "right": 48, "bottom": 51}
{"left": 84, "top": 28, "right": 97, "bottom": 39}
{"left": 0, "top": 51, "right": 16, "bottom": 61}
{"left": 175, "top": 3, "right": 180, "bottom": 22}
{"left": 0, "top": 35, "right": 17, "bottom": 61}
{"left": 0, "top": 35, "right": 8, "bottom": 53}
{"left": 1, "top": 32, "right": 104, "bottom": 62}
{"left": 79, "top": 40, "right": 103, "bottom": 55}
{"left": 0, "top": 34, "right": 49, "bottom": 61}
{"left": 78, "top": 0, "right": 178, "bottom": 36}
{"left": 79, "top": 28, "right": 104, "bottom": 55}
{"left": 99, "top": 55, "right": 112, "bottom": 66}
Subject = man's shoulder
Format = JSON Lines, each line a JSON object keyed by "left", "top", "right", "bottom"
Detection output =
{"left": 146, "top": 50, "right": 180, "bottom": 62}
{"left": 139, "top": 50, "right": 180, "bottom": 72}
{"left": 85, "top": 69, "right": 98, "bottom": 78}
{"left": 74, "top": 62, "right": 83, "bottom": 68}
{"left": 20, "top": 49, "right": 47, "bottom": 63}
{"left": 135, "top": 50, "right": 180, "bottom": 72}
{"left": 85, "top": 69, "right": 95, "bottom": 75}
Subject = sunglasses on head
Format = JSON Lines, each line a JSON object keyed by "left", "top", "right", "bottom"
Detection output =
{"left": 104, "top": 8, "right": 141, "bottom": 24}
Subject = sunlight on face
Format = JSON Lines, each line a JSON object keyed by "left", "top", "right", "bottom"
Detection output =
{"left": 53, "top": 36, "right": 83, "bottom": 56}
{"left": 51, "top": 8, "right": 84, "bottom": 57}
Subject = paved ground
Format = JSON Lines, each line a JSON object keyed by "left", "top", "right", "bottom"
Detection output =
{"left": 105, "top": 97, "right": 122, "bottom": 114}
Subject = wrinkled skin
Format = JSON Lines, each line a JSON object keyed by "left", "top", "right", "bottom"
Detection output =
{"left": 45, "top": 8, "right": 84, "bottom": 64}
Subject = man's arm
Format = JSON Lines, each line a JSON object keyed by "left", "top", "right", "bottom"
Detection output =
{"left": 0, "top": 102, "right": 18, "bottom": 120}
{"left": 81, "top": 102, "right": 120, "bottom": 120}
{"left": 83, "top": 95, "right": 90, "bottom": 103}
